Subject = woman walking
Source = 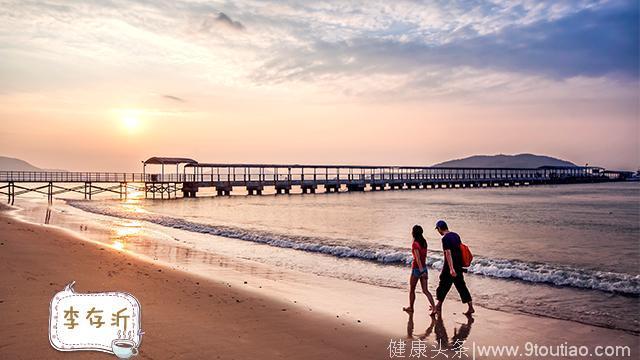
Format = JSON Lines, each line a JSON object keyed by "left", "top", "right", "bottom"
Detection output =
{"left": 403, "top": 225, "right": 437, "bottom": 316}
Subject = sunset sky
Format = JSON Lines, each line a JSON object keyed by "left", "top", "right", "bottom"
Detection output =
{"left": 0, "top": 0, "right": 638, "bottom": 171}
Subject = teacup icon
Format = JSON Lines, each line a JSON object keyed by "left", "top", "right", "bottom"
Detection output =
{"left": 111, "top": 339, "right": 138, "bottom": 359}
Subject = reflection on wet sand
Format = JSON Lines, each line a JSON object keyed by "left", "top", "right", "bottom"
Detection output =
{"left": 451, "top": 315, "right": 474, "bottom": 348}
{"left": 141, "top": 241, "right": 288, "bottom": 282}
{"left": 407, "top": 312, "right": 474, "bottom": 355}
{"left": 114, "top": 220, "right": 143, "bottom": 237}
{"left": 44, "top": 207, "right": 52, "bottom": 224}
{"left": 110, "top": 220, "right": 144, "bottom": 251}
{"left": 98, "top": 205, "right": 289, "bottom": 282}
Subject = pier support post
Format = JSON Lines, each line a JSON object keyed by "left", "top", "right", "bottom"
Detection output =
{"left": 275, "top": 183, "right": 292, "bottom": 195}
{"left": 247, "top": 184, "right": 264, "bottom": 195}
{"left": 216, "top": 187, "right": 231, "bottom": 196}
{"left": 324, "top": 184, "right": 339, "bottom": 193}
{"left": 347, "top": 183, "right": 365, "bottom": 192}
{"left": 301, "top": 185, "right": 317, "bottom": 194}
{"left": 182, "top": 190, "right": 196, "bottom": 198}
{"left": 7, "top": 182, "right": 15, "bottom": 205}
{"left": 119, "top": 182, "right": 126, "bottom": 199}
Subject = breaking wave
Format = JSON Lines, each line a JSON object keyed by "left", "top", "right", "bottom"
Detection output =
{"left": 68, "top": 200, "right": 640, "bottom": 296}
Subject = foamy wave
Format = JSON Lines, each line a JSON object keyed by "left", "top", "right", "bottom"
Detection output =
{"left": 68, "top": 201, "right": 640, "bottom": 295}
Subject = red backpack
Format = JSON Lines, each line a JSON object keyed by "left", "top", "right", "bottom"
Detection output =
{"left": 460, "top": 242, "right": 473, "bottom": 268}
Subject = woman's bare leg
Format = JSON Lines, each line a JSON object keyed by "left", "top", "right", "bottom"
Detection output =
{"left": 419, "top": 276, "right": 437, "bottom": 316}
{"left": 403, "top": 275, "right": 419, "bottom": 313}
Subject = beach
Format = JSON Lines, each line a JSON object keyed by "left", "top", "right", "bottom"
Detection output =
{"left": 1, "top": 203, "right": 638, "bottom": 359}
{"left": 0, "top": 207, "right": 391, "bottom": 359}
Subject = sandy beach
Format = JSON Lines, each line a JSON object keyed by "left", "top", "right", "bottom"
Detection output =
{"left": 1, "top": 203, "right": 638, "bottom": 359}
{"left": 0, "top": 207, "right": 391, "bottom": 359}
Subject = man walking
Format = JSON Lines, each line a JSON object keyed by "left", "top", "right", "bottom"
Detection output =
{"left": 434, "top": 220, "right": 474, "bottom": 315}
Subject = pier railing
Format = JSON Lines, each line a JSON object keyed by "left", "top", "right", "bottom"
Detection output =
{"left": 0, "top": 171, "right": 147, "bottom": 183}
{"left": 0, "top": 165, "right": 620, "bottom": 202}
{"left": 178, "top": 165, "right": 601, "bottom": 184}
{"left": 0, "top": 166, "right": 605, "bottom": 184}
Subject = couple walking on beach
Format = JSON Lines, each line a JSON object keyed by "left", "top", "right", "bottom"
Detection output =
{"left": 403, "top": 220, "right": 475, "bottom": 316}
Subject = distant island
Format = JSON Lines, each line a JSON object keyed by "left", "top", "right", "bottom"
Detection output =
{"left": 432, "top": 153, "right": 577, "bottom": 168}
{"left": 0, "top": 156, "right": 67, "bottom": 172}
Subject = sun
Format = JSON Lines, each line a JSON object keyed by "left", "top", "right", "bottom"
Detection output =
{"left": 122, "top": 116, "right": 140, "bottom": 131}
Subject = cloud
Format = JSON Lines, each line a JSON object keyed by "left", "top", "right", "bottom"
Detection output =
{"left": 200, "top": 12, "right": 245, "bottom": 32}
{"left": 255, "top": 1, "right": 639, "bottom": 84}
{"left": 440, "top": 1, "right": 639, "bottom": 79}
{"left": 162, "top": 94, "right": 186, "bottom": 102}
{"left": 0, "top": 0, "right": 636, "bottom": 102}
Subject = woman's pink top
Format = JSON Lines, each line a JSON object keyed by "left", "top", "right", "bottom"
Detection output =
{"left": 412, "top": 241, "right": 427, "bottom": 269}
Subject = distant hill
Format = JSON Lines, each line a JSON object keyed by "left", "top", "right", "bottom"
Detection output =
{"left": 0, "top": 156, "right": 43, "bottom": 171}
{"left": 433, "top": 154, "right": 577, "bottom": 168}
{"left": 0, "top": 156, "right": 66, "bottom": 171}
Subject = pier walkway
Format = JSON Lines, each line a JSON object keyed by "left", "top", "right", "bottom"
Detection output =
{"left": 0, "top": 157, "right": 629, "bottom": 204}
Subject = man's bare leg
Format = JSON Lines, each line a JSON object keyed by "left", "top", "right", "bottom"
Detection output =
{"left": 464, "top": 301, "right": 475, "bottom": 315}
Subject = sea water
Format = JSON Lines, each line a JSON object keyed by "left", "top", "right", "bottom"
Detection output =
{"left": 17, "top": 182, "right": 640, "bottom": 333}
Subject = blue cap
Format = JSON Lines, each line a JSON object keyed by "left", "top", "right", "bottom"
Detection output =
{"left": 435, "top": 220, "right": 448, "bottom": 229}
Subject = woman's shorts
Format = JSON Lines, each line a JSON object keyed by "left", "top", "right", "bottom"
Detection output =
{"left": 411, "top": 267, "right": 428, "bottom": 278}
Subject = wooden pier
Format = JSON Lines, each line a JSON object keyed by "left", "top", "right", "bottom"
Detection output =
{"left": 0, "top": 172, "right": 147, "bottom": 205}
{"left": 0, "top": 157, "right": 630, "bottom": 204}
{"left": 176, "top": 162, "right": 620, "bottom": 196}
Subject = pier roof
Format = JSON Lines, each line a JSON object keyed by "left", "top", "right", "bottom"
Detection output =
{"left": 144, "top": 157, "right": 198, "bottom": 165}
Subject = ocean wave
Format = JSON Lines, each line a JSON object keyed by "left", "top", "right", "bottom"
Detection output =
{"left": 68, "top": 200, "right": 640, "bottom": 296}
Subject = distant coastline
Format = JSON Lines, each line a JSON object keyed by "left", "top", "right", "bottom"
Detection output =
{"left": 432, "top": 153, "right": 577, "bottom": 168}
{"left": 0, "top": 156, "right": 67, "bottom": 172}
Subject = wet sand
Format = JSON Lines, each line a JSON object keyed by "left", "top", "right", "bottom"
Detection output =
{"left": 1, "top": 205, "right": 638, "bottom": 359}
